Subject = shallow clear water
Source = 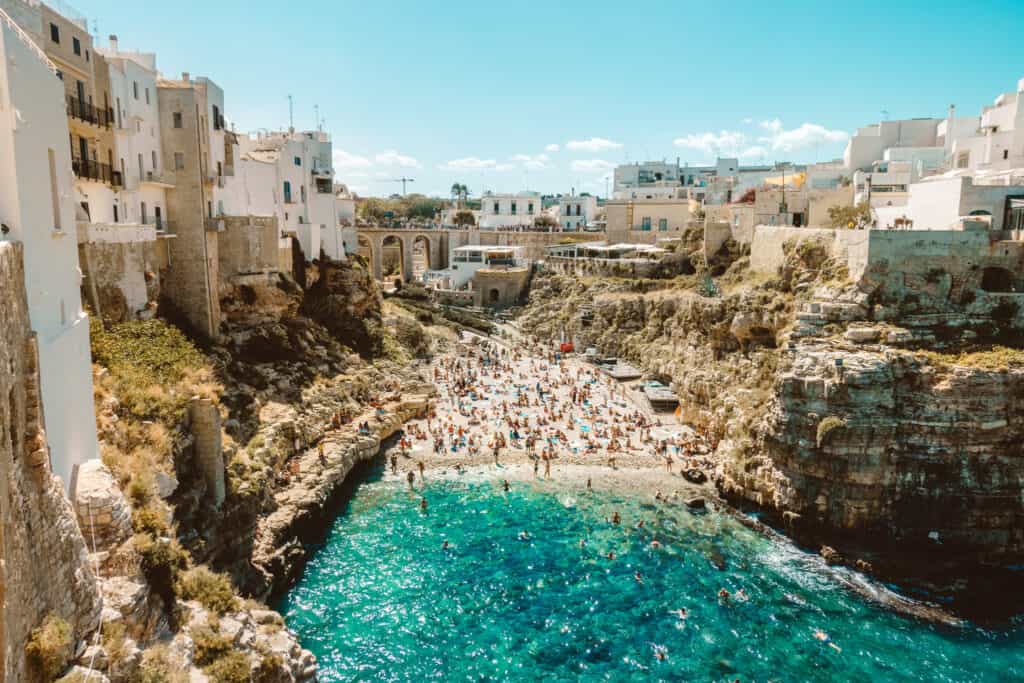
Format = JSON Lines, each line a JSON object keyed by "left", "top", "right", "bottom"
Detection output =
{"left": 279, "top": 472, "right": 1024, "bottom": 682}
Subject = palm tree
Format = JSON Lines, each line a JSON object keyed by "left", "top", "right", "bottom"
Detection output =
{"left": 450, "top": 183, "right": 469, "bottom": 209}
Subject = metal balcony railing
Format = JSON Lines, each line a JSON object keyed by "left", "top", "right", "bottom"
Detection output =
{"left": 71, "top": 158, "right": 121, "bottom": 187}
{"left": 67, "top": 96, "right": 113, "bottom": 128}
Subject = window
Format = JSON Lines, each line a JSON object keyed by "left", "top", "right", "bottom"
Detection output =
{"left": 658, "top": 218, "right": 668, "bottom": 231}
{"left": 493, "top": 202, "right": 499, "bottom": 213}
{"left": 212, "top": 105, "right": 221, "bottom": 130}
{"left": 956, "top": 151, "right": 970, "bottom": 169}
{"left": 173, "top": 112, "right": 183, "bottom": 128}
{"left": 283, "top": 181, "right": 292, "bottom": 203}
{"left": 145, "top": 88, "right": 150, "bottom": 105}
{"left": 50, "top": 23, "right": 59, "bottom": 43}
{"left": 56, "top": 70, "right": 63, "bottom": 81}
{"left": 116, "top": 97, "right": 122, "bottom": 127}
{"left": 133, "top": 81, "right": 139, "bottom": 99}
{"left": 151, "top": 151, "right": 157, "bottom": 170}
{"left": 641, "top": 217, "right": 651, "bottom": 231}
{"left": 48, "top": 149, "right": 61, "bottom": 231}
{"left": 207, "top": 202, "right": 213, "bottom": 218}
{"left": 113, "top": 205, "right": 119, "bottom": 223}
{"left": 294, "top": 156, "right": 301, "bottom": 166}
{"left": 1004, "top": 150, "right": 1010, "bottom": 160}
{"left": 174, "top": 152, "right": 184, "bottom": 170}
{"left": 511, "top": 202, "right": 517, "bottom": 215}
{"left": 85, "top": 50, "right": 89, "bottom": 62}
{"left": 72, "top": 37, "right": 81, "bottom": 55}
{"left": 528, "top": 203, "right": 534, "bottom": 214}
{"left": 300, "top": 185, "right": 306, "bottom": 203}
{"left": 138, "top": 153, "right": 144, "bottom": 179}
{"left": 216, "top": 161, "right": 222, "bottom": 177}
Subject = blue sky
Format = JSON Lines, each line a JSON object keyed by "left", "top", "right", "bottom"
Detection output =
{"left": 76, "top": 0, "right": 1024, "bottom": 198}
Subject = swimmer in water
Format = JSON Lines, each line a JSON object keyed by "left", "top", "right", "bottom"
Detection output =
{"left": 579, "top": 538, "right": 586, "bottom": 549}
{"left": 612, "top": 511, "right": 621, "bottom": 525}
{"left": 586, "top": 478, "right": 592, "bottom": 490}
{"left": 420, "top": 498, "right": 428, "bottom": 512}
{"left": 635, "top": 571, "right": 644, "bottom": 584}
{"left": 518, "top": 530, "right": 530, "bottom": 540}
{"left": 503, "top": 479, "right": 510, "bottom": 492}
{"left": 406, "top": 470, "right": 415, "bottom": 489}
{"left": 672, "top": 608, "right": 688, "bottom": 620}
{"left": 442, "top": 540, "right": 450, "bottom": 550}
{"left": 653, "top": 646, "right": 667, "bottom": 662}
{"left": 717, "top": 588, "right": 730, "bottom": 602}
{"left": 650, "top": 539, "right": 661, "bottom": 549}
{"left": 636, "top": 520, "right": 645, "bottom": 529}
{"left": 607, "top": 551, "right": 616, "bottom": 560}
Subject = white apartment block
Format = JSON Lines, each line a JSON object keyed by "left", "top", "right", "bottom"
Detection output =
{"left": 557, "top": 194, "right": 598, "bottom": 231}
{"left": 943, "top": 77, "right": 1024, "bottom": 178}
{"left": 0, "top": 7, "right": 99, "bottom": 490}
{"left": 479, "top": 191, "right": 542, "bottom": 229}
{"left": 843, "top": 118, "right": 943, "bottom": 172}
{"left": 102, "top": 36, "right": 171, "bottom": 230}
{"left": 233, "top": 129, "right": 342, "bottom": 260}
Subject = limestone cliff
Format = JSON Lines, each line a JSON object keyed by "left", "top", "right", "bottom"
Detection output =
{"left": 0, "top": 243, "right": 101, "bottom": 682}
{"left": 518, "top": 234, "right": 1024, "bottom": 612}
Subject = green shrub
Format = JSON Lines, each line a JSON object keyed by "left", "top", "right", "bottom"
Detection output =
{"left": 177, "top": 566, "right": 240, "bottom": 615}
{"left": 204, "top": 651, "right": 252, "bottom": 683}
{"left": 191, "top": 626, "right": 234, "bottom": 667}
{"left": 816, "top": 416, "right": 847, "bottom": 448}
{"left": 254, "top": 654, "right": 286, "bottom": 683}
{"left": 134, "top": 532, "right": 189, "bottom": 618}
{"left": 25, "top": 614, "right": 72, "bottom": 681}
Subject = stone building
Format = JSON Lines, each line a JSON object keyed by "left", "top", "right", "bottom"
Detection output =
{"left": 156, "top": 73, "right": 228, "bottom": 338}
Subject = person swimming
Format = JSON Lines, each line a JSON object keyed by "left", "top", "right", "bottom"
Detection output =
{"left": 717, "top": 588, "right": 730, "bottom": 602}
{"left": 607, "top": 551, "right": 616, "bottom": 560}
{"left": 442, "top": 540, "right": 450, "bottom": 550}
{"left": 612, "top": 511, "right": 621, "bottom": 525}
{"left": 420, "top": 498, "right": 428, "bottom": 512}
{"left": 650, "top": 539, "right": 661, "bottom": 549}
{"left": 503, "top": 479, "right": 510, "bottom": 492}
{"left": 634, "top": 571, "right": 644, "bottom": 584}
{"left": 672, "top": 608, "right": 687, "bottom": 620}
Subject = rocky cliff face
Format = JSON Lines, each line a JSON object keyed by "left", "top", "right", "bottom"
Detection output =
{"left": 0, "top": 243, "right": 101, "bottom": 682}
{"left": 519, "top": 236, "right": 1024, "bottom": 611}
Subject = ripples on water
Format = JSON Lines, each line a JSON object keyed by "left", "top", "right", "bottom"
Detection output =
{"left": 279, "top": 474, "right": 1024, "bottom": 682}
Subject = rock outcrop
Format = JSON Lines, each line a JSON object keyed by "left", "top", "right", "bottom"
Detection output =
{"left": 0, "top": 243, "right": 101, "bottom": 681}
{"left": 519, "top": 235, "right": 1024, "bottom": 612}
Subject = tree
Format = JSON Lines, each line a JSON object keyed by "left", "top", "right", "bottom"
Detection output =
{"left": 828, "top": 201, "right": 873, "bottom": 230}
{"left": 534, "top": 214, "right": 558, "bottom": 230}
{"left": 453, "top": 210, "right": 476, "bottom": 227}
{"left": 450, "top": 183, "right": 469, "bottom": 208}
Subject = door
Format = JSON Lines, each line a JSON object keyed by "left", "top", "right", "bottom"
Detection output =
{"left": 77, "top": 137, "right": 88, "bottom": 171}
{"left": 140, "top": 201, "right": 147, "bottom": 224}
{"left": 155, "top": 206, "right": 162, "bottom": 230}
{"left": 75, "top": 80, "right": 85, "bottom": 111}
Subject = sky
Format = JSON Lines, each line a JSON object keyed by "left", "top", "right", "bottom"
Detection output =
{"left": 73, "top": 0, "right": 1024, "bottom": 198}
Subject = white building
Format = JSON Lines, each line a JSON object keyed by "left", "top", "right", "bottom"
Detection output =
{"left": 232, "top": 129, "right": 342, "bottom": 260}
{"left": 423, "top": 245, "right": 525, "bottom": 290}
{"left": 888, "top": 175, "right": 1024, "bottom": 232}
{"left": 478, "top": 191, "right": 542, "bottom": 229}
{"left": 0, "top": 9, "right": 99, "bottom": 490}
{"left": 843, "top": 117, "right": 942, "bottom": 172}
{"left": 853, "top": 147, "right": 945, "bottom": 207}
{"left": 557, "top": 194, "right": 598, "bottom": 231}
{"left": 101, "top": 36, "right": 172, "bottom": 230}
{"left": 943, "top": 77, "right": 1024, "bottom": 176}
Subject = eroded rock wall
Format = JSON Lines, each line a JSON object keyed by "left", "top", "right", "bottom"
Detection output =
{"left": 0, "top": 242, "right": 101, "bottom": 681}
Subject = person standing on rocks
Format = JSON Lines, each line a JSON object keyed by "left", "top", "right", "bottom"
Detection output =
{"left": 407, "top": 470, "right": 415, "bottom": 490}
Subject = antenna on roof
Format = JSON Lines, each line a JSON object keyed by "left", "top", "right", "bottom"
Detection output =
{"left": 314, "top": 104, "right": 320, "bottom": 132}
{"left": 288, "top": 94, "right": 294, "bottom": 132}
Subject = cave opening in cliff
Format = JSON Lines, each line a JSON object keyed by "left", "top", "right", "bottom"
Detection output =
{"left": 980, "top": 266, "right": 1014, "bottom": 293}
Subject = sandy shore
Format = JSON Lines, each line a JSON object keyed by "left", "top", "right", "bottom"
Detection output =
{"left": 373, "top": 329, "right": 717, "bottom": 504}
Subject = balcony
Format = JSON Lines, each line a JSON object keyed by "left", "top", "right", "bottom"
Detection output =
{"left": 67, "top": 96, "right": 113, "bottom": 129}
{"left": 141, "top": 171, "right": 175, "bottom": 188}
{"left": 311, "top": 162, "right": 333, "bottom": 179}
{"left": 72, "top": 158, "right": 122, "bottom": 187}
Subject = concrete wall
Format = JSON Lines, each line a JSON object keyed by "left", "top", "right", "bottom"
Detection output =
{"left": 473, "top": 268, "right": 530, "bottom": 308}
{"left": 749, "top": 226, "right": 845, "bottom": 273}
{"left": 545, "top": 255, "right": 662, "bottom": 280}
{"left": 807, "top": 184, "right": 854, "bottom": 227}
{"left": 78, "top": 224, "right": 161, "bottom": 321}
{"left": 217, "top": 214, "right": 279, "bottom": 281}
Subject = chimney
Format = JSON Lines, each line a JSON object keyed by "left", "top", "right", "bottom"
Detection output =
{"left": 181, "top": 71, "right": 190, "bottom": 82}
{"left": 108, "top": 34, "right": 118, "bottom": 52}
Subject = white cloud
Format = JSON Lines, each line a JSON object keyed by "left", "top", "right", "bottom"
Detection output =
{"left": 570, "top": 159, "right": 615, "bottom": 173}
{"left": 333, "top": 149, "right": 372, "bottom": 169}
{"left": 494, "top": 163, "right": 515, "bottom": 172}
{"left": 672, "top": 130, "right": 748, "bottom": 157}
{"left": 738, "top": 145, "right": 768, "bottom": 160}
{"left": 757, "top": 119, "right": 848, "bottom": 152}
{"left": 375, "top": 150, "right": 421, "bottom": 168}
{"left": 511, "top": 153, "right": 549, "bottom": 169}
{"left": 545, "top": 143, "right": 560, "bottom": 152}
{"left": 566, "top": 137, "right": 622, "bottom": 152}
{"left": 441, "top": 157, "right": 497, "bottom": 170}
{"left": 742, "top": 117, "right": 754, "bottom": 125}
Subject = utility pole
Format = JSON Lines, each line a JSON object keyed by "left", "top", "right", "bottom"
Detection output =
{"left": 392, "top": 177, "right": 415, "bottom": 195}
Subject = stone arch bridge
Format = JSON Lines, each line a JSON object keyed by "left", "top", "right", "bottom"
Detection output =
{"left": 356, "top": 228, "right": 448, "bottom": 283}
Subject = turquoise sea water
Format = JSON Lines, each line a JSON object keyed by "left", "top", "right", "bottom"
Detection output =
{"left": 279, "top": 472, "right": 1024, "bottom": 682}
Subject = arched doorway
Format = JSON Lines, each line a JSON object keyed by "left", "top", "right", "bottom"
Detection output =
{"left": 381, "top": 235, "right": 405, "bottom": 283}
{"left": 489, "top": 288, "right": 501, "bottom": 304}
{"left": 412, "top": 235, "right": 432, "bottom": 279}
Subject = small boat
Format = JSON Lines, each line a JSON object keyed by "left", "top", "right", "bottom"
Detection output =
{"left": 643, "top": 381, "right": 679, "bottom": 410}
